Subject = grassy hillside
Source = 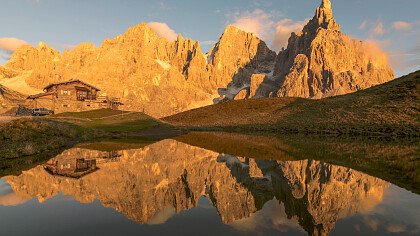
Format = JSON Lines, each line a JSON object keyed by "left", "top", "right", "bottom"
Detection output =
{"left": 164, "top": 71, "right": 420, "bottom": 137}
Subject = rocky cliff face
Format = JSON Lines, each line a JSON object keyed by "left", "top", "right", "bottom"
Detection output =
{"left": 0, "top": 84, "right": 25, "bottom": 112}
{"left": 1, "top": 24, "right": 274, "bottom": 117}
{"left": 3, "top": 25, "right": 217, "bottom": 117}
{"left": 208, "top": 26, "right": 276, "bottom": 102}
{"left": 272, "top": 0, "right": 394, "bottom": 98}
{"left": 3, "top": 140, "right": 388, "bottom": 234}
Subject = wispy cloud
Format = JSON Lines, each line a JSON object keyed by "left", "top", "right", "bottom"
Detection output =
{"left": 228, "top": 8, "right": 278, "bottom": 40}
{"left": 0, "top": 37, "right": 29, "bottom": 52}
{"left": 0, "top": 37, "right": 29, "bottom": 61}
{"left": 200, "top": 40, "right": 216, "bottom": 46}
{"left": 146, "top": 22, "right": 178, "bottom": 41}
{"left": 272, "top": 18, "right": 308, "bottom": 51}
{"left": 370, "top": 20, "right": 385, "bottom": 37}
{"left": 62, "top": 44, "right": 77, "bottom": 50}
{"left": 358, "top": 20, "right": 368, "bottom": 30}
{"left": 360, "top": 19, "right": 419, "bottom": 35}
{"left": 391, "top": 21, "right": 412, "bottom": 31}
{"left": 226, "top": 8, "right": 305, "bottom": 52}
{"left": 388, "top": 41, "right": 420, "bottom": 73}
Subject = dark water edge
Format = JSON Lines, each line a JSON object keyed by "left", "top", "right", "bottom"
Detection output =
{"left": 175, "top": 132, "right": 420, "bottom": 194}
{"left": 2, "top": 131, "right": 419, "bottom": 194}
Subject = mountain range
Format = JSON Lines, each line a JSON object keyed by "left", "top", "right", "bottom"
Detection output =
{"left": 0, "top": 0, "right": 394, "bottom": 117}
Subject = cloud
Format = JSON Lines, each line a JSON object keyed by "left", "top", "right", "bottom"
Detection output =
{"left": 272, "top": 18, "right": 308, "bottom": 52}
{"left": 0, "top": 37, "right": 29, "bottom": 53}
{"left": 146, "top": 206, "right": 175, "bottom": 225}
{"left": 362, "top": 39, "right": 391, "bottom": 65}
{"left": 229, "top": 8, "right": 277, "bottom": 40}
{"left": 358, "top": 20, "right": 368, "bottom": 30}
{"left": 392, "top": 21, "right": 412, "bottom": 31}
{"left": 201, "top": 40, "right": 216, "bottom": 46}
{"left": 62, "top": 44, "right": 77, "bottom": 50}
{"left": 0, "top": 192, "right": 31, "bottom": 206}
{"left": 0, "top": 37, "right": 29, "bottom": 62}
{"left": 359, "top": 19, "right": 386, "bottom": 38}
{"left": 387, "top": 41, "right": 420, "bottom": 74}
{"left": 370, "top": 21, "right": 385, "bottom": 36}
{"left": 227, "top": 9, "right": 306, "bottom": 52}
{"left": 230, "top": 199, "right": 303, "bottom": 233}
{"left": 146, "top": 22, "right": 178, "bottom": 41}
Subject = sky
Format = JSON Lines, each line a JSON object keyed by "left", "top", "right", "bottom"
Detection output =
{"left": 0, "top": 0, "right": 419, "bottom": 76}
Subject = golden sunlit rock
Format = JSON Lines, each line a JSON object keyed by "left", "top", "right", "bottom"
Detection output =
{"left": 273, "top": 0, "right": 394, "bottom": 98}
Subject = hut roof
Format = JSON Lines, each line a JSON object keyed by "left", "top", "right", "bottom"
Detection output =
{"left": 27, "top": 92, "right": 55, "bottom": 99}
{"left": 43, "top": 79, "right": 101, "bottom": 91}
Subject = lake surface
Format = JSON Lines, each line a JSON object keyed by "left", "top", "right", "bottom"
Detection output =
{"left": 1, "top": 135, "right": 419, "bottom": 236}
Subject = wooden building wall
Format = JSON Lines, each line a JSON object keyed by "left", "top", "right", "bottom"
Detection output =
{"left": 26, "top": 81, "right": 120, "bottom": 114}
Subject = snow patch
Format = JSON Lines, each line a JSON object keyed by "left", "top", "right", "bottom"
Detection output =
{"left": 152, "top": 74, "right": 162, "bottom": 86}
{"left": 155, "top": 59, "right": 171, "bottom": 71}
{"left": 0, "top": 71, "right": 42, "bottom": 95}
{"left": 154, "top": 179, "right": 169, "bottom": 189}
{"left": 217, "top": 154, "right": 248, "bottom": 169}
{"left": 264, "top": 71, "right": 273, "bottom": 77}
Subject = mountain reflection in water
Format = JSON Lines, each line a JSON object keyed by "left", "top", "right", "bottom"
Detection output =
{"left": 1, "top": 137, "right": 419, "bottom": 236}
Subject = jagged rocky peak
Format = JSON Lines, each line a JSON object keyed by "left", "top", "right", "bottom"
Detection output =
{"left": 316, "top": 0, "right": 338, "bottom": 30}
{"left": 124, "top": 23, "right": 159, "bottom": 39}
{"left": 208, "top": 25, "right": 276, "bottom": 95}
{"left": 273, "top": 0, "right": 394, "bottom": 99}
{"left": 6, "top": 41, "right": 59, "bottom": 71}
{"left": 219, "top": 25, "right": 275, "bottom": 59}
{"left": 303, "top": 0, "right": 340, "bottom": 35}
{"left": 72, "top": 42, "right": 96, "bottom": 51}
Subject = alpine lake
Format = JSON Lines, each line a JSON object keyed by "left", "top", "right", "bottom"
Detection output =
{"left": 1, "top": 132, "right": 419, "bottom": 236}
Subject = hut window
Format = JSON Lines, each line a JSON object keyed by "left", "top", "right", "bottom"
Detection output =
{"left": 62, "top": 90, "right": 70, "bottom": 95}
{"left": 62, "top": 104, "right": 70, "bottom": 108}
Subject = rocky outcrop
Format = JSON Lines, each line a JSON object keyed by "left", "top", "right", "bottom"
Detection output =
{"left": 208, "top": 26, "right": 276, "bottom": 102}
{"left": 3, "top": 140, "right": 388, "bottom": 234}
{"left": 0, "top": 84, "right": 25, "bottom": 113}
{"left": 273, "top": 0, "right": 394, "bottom": 98}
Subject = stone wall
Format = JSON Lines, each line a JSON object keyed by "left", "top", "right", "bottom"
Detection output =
{"left": 26, "top": 98, "right": 111, "bottom": 114}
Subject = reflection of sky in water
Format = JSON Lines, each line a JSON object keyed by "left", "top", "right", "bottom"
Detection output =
{"left": 230, "top": 198, "right": 305, "bottom": 235}
{"left": 0, "top": 140, "right": 419, "bottom": 236}
{"left": 2, "top": 175, "right": 419, "bottom": 236}
{"left": 0, "top": 179, "right": 30, "bottom": 206}
{"left": 332, "top": 185, "right": 420, "bottom": 236}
